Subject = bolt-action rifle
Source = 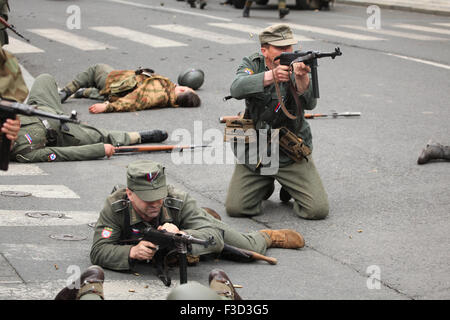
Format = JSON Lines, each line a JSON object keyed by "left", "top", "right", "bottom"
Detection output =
{"left": 0, "top": 16, "right": 30, "bottom": 42}
{"left": 114, "top": 144, "right": 209, "bottom": 154}
{"left": 274, "top": 47, "right": 342, "bottom": 98}
{"left": 0, "top": 99, "right": 80, "bottom": 171}
{"left": 121, "top": 227, "right": 215, "bottom": 287}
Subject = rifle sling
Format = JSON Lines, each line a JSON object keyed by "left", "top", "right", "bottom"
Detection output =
{"left": 271, "top": 69, "right": 304, "bottom": 125}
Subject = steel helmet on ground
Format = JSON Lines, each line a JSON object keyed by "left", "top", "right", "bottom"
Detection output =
{"left": 177, "top": 68, "right": 205, "bottom": 90}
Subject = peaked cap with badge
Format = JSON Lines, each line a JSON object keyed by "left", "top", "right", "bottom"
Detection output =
{"left": 127, "top": 160, "right": 168, "bottom": 201}
{"left": 259, "top": 24, "right": 297, "bottom": 47}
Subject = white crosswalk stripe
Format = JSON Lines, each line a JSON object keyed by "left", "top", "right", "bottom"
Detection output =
{"left": 432, "top": 22, "right": 450, "bottom": 28}
{"left": 286, "top": 23, "right": 386, "bottom": 41}
{"left": 385, "top": 53, "right": 450, "bottom": 70}
{"left": 393, "top": 24, "right": 450, "bottom": 36}
{"left": 3, "top": 37, "right": 44, "bottom": 54}
{"left": 0, "top": 164, "right": 47, "bottom": 176}
{"left": 208, "top": 23, "right": 314, "bottom": 42}
{"left": 339, "top": 25, "right": 448, "bottom": 41}
{"left": 0, "top": 185, "right": 79, "bottom": 198}
{"left": 28, "top": 28, "right": 116, "bottom": 51}
{"left": 90, "top": 26, "right": 187, "bottom": 48}
{"left": 0, "top": 210, "right": 97, "bottom": 227}
{"left": 150, "top": 24, "right": 253, "bottom": 44}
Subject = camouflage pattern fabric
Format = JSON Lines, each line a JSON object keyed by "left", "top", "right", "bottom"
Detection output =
{"left": 99, "top": 70, "right": 179, "bottom": 112}
{"left": 0, "top": 48, "right": 29, "bottom": 102}
{"left": 0, "top": 0, "right": 9, "bottom": 46}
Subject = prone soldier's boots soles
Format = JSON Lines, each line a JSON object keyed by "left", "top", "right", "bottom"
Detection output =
{"left": 54, "top": 265, "right": 105, "bottom": 300}
{"left": 139, "top": 130, "right": 168, "bottom": 143}
{"left": 260, "top": 229, "right": 305, "bottom": 249}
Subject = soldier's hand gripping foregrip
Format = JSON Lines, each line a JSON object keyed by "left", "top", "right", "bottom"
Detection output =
{"left": 0, "top": 99, "right": 80, "bottom": 171}
{"left": 274, "top": 47, "right": 342, "bottom": 98}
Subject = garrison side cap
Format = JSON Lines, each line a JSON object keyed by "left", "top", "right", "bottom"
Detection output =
{"left": 126, "top": 160, "right": 168, "bottom": 202}
{"left": 259, "top": 24, "right": 298, "bottom": 47}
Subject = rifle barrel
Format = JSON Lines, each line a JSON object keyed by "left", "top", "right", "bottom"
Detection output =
{"left": 114, "top": 145, "right": 208, "bottom": 154}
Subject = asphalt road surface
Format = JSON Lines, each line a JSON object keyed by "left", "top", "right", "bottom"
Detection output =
{"left": 1, "top": 0, "right": 449, "bottom": 301}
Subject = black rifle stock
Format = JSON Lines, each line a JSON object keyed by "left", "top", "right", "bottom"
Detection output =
{"left": 124, "top": 227, "right": 215, "bottom": 286}
{"left": 0, "top": 99, "right": 80, "bottom": 171}
{"left": 274, "top": 47, "right": 342, "bottom": 98}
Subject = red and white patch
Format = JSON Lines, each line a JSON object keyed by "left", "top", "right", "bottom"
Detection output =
{"left": 101, "top": 228, "right": 112, "bottom": 238}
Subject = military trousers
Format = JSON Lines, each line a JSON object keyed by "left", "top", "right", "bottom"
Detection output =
{"left": 64, "top": 63, "right": 113, "bottom": 100}
{"left": 225, "top": 157, "right": 329, "bottom": 220}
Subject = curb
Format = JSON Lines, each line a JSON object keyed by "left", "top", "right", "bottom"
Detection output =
{"left": 336, "top": 0, "right": 450, "bottom": 16}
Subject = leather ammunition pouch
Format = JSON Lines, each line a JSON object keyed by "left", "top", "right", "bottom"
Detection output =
{"left": 277, "top": 126, "right": 311, "bottom": 162}
{"left": 223, "top": 118, "right": 256, "bottom": 143}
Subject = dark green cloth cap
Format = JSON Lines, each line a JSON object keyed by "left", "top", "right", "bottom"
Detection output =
{"left": 126, "top": 160, "right": 167, "bottom": 201}
{"left": 259, "top": 24, "right": 297, "bottom": 46}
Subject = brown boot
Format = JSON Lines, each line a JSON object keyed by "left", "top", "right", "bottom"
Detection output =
{"left": 417, "top": 143, "right": 450, "bottom": 164}
{"left": 54, "top": 265, "right": 105, "bottom": 300}
{"left": 208, "top": 269, "right": 242, "bottom": 300}
{"left": 260, "top": 229, "right": 305, "bottom": 249}
{"left": 202, "top": 207, "right": 222, "bottom": 220}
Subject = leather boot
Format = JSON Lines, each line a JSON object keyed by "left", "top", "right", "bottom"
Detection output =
{"left": 200, "top": 0, "right": 207, "bottom": 9}
{"left": 188, "top": 0, "right": 196, "bottom": 8}
{"left": 417, "top": 143, "right": 450, "bottom": 164}
{"left": 279, "top": 187, "right": 291, "bottom": 202}
{"left": 260, "top": 229, "right": 305, "bottom": 249}
{"left": 139, "top": 130, "right": 168, "bottom": 143}
{"left": 54, "top": 265, "right": 105, "bottom": 300}
{"left": 208, "top": 269, "right": 242, "bottom": 300}
{"left": 58, "top": 88, "right": 72, "bottom": 104}
{"left": 263, "top": 183, "right": 275, "bottom": 200}
{"left": 279, "top": 7, "right": 290, "bottom": 19}
{"left": 202, "top": 207, "right": 222, "bottom": 220}
{"left": 243, "top": 1, "right": 251, "bottom": 17}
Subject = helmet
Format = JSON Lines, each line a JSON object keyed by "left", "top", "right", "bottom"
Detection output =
{"left": 166, "top": 282, "right": 221, "bottom": 300}
{"left": 177, "top": 68, "right": 205, "bottom": 90}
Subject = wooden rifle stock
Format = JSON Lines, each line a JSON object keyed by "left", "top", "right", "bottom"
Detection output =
{"left": 222, "top": 244, "right": 277, "bottom": 265}
{"left": 114, "top": 144, "right": 208, "bottom": 154}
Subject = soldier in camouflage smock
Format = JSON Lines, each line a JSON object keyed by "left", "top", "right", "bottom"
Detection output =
{"left": 59, "top": 64, "right": 201, "bottom": 114}
{"left": 90, "top": 160, "right": 305, "bottom": 271}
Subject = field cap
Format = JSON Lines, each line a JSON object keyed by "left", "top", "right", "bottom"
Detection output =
{"left": 127, "top": 160, "right": 167, "bottom": 201}
{"left": 259, "top": 24, "right": 297, "bottom": 46}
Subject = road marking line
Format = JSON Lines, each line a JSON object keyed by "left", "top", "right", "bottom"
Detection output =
{"left": 432, "top": 22, "right": 450, "bottom": 28}
{"left": 0, "top": 164, "right": 47, "bottom": 176}
{"left": 3, "top": 37, "right": 45, "bottom": 54}
{"left": 384, "top": 53, "right": 450, "bottom": 70}
{"left": 150, "top": 24, "right": 252, "bottom": 44}
{"left": 28, "top": 28, "right": 116, "bottom": 51}
{"left": 339, "top": 25, "right": 448, "bottom": 41}
{"left": 0, "top": 185, "right": 79, "bottom": 198}
{"left": 286, "top": 23, "right": 385, "bottom": 41}
{"left": 90, "top": 26, "right": 187, "bottom": 48}
{"left": 393, "top": 24, "right": 450, "bottom": 36}
{"left": 105, "top": 0, "right": 231, "bottom": 22}
{"left": 0, "top": 210, "right": 97, "bottom": 226}
{"left": 208, "top": 23, "right": 314, "bottom": 42}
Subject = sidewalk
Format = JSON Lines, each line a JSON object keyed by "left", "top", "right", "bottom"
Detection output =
{"left": 336, "top": 0, "right": 450, "bottom": 16}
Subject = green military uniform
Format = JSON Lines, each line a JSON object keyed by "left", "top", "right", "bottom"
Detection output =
{"left": 90, "top": 161, "right": 268, "bottom": 271}
{"left": 11, "top": 73, "right": 134, "bottom": 162}
{"left": 0, "top": 0, "right": 9, "bottom": 46}
{"left": 225, "top": 24, "right": 329, "bottom": 220}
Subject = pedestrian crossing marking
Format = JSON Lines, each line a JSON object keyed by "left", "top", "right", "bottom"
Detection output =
{"left": 432, "top": 22, "right": 450, "bottom": 28}
{"left": 385, "top": 53, "right": 450, "bottom": 70}
{"left": 28, "top": 28, "right": 116, "bottom": 51}
{"left": 150, "top": 24, "right": 253, "bottom": 45}
{"left": 393, "top": 24, "right": 450, "bottom": 36}
{"left": 286, "top": 23, "right": 386, "bottom": 41}
{"left": 3, "top": 37, "right": 45, "bottom": 54}
{"left": 90, "top": 26, "right": 187, "bottom": 48}
{"left": 0, "top": 185, "right": 79, "bottom": 199}
{"left": 339, "top": 25, "right": 448, "bottom": 41}
{"left": 0, "top": 164, "right": 46, "bottom": 176}
{"left": 208, "top": 23, "right": 314, "bottom": 42}
{"left": 0, "top": 210, "right": 97, "bottom": 227}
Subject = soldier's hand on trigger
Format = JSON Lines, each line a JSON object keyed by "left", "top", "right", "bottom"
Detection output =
{"left": 271, "top": 64, "right": 291, "bottom": 82}
{"left": 129, "top": 240, "right": 158, "bottom": 261}
{"left": 1, "top": 116, "right": 21, "bottom": 146}
{"left": 103, "top": 144, "right": 115, "bottom": 158}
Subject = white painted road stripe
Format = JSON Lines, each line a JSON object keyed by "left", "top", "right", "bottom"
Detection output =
{"left": 0, "top": 164, "right": 46, "bottom": 176}
{"left": 339, "top": 25, "right": 448, "bottom": 41}
{"left": 3, "top": 37, "right": 44, "bottom": 54}
{"left": 90, "top": 26, "right": 186, "bottom": 48}
{"left": 393, "top": 24, "right": 450, "bottom": 36}
{"left": 385, "top": 53, "right": 450, "bottom": 70}
{"left": 432, "top": 22, "right": 450, "bottom": 28}
{"left": 0, "top": 210, "right": 97, "bottom": 226}
{"left": 0, "top": 185, "right": 79, "bottom": 198}
{"left": 208, "top": 23, "right": 314, "bottom": 42}
{"left": 105, "top": 0, "right": 232, "bottom": 22}
{"left": 287, "top": 23, "right": 385, "bottom": 41}
{"left": 150, "top": 24, "right": 253, "bottom": 45}
{"left": 28, "top": 28, "right": 116, "bottom": 51}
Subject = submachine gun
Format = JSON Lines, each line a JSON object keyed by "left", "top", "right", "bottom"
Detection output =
{"left": 0, "top": 99, "right": 80, "bottom": 171}
{"left": 123, "top": 227, "right": 215, "bottom": 287}
{"left": 274, "top": 47, "right": 342, "bottom": 98}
